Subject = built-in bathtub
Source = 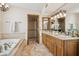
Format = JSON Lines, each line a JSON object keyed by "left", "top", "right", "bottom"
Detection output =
{"left": 0, "top": 39, "right": 24, "bottom": 56}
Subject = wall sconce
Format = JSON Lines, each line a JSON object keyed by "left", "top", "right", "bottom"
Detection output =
{"left": 0, "top": 3, "right": 9, "bottom": 12}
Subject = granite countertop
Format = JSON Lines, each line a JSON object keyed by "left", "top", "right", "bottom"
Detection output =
{"left": 0, "top": 39, "right": 24, "bottom": 56}
{"left": 42, "top": 31, "right": 79, "bottom": 40}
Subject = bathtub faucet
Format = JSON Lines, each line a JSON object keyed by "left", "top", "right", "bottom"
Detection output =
{"left": 4, "top": 43, "right": 11, "bottom": 50}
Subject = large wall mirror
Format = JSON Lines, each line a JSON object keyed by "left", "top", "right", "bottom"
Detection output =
{"left": 58, "top": 17, "right": 65, "bottom": 32}
{"left": 50, "top": 17, "right": 65, "bottom": 32}
{"left": 50, "top": 10, "right": 66, "bottom": 32}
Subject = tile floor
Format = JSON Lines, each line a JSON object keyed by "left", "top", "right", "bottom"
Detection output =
{"left": 17, "top": 43, "right": 52, "bottom": 56}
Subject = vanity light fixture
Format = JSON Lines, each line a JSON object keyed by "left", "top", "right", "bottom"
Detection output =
{"left": 51, "top": 17, "right": 53, "bottom": 20}
{"left": 0, "top": 3, "right": 9, "bottom": 12}
{"left": 56, "top": 14, "right": 60, "bottom": 18}
{"left": 59, "top": 12, "right": 63, "bottom": 17}
{"left": 51, "top": 10, "right": 66, "bottom": 19}
{"left": 63, "top": 12, "right": 66, "bottom": 17}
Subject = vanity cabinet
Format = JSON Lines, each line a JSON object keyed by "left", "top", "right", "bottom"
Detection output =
{"left": 56, "top": 39, "right": 64, "bottom": 56}
{"left": 42, "top": 33, "right": 64, "bottom": 56}
{"left": 42, "top": 34, "right": 47, "bottom": 46}
{"left": 42, "top": 33, "right": 79, "bottom": 56}
{"left": 65, "top": 40, "right": 78, "bottom": 56}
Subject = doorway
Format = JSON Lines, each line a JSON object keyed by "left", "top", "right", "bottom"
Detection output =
{"left": 27, "top": 14, "right": 39, "bottom": 45}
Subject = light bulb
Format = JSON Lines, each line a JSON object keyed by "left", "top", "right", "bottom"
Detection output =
{"left": 51, "top": 17, "right": 53, "bottom": 19}
{"left": 57, "top": 14, "right": 60, "bottom": 18}
{"left": 59, "top": 12, "right": 63, "bottom": 17}
{"left": 54, "top": 15, "right": 57, "bottom": 19}
{"left": 5, "top": 4, "right": 9, "bottom": 8}
{"left": 63, "top": 13, "right": 66, "bottom": 17}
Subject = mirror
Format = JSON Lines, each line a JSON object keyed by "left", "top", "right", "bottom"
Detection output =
{"left": 42, "top": 17, "right": 50, "bottom": 30}
{"left": 50, "top": 17, "right": 65, "bottom": 32}
{"left": 58, "top": 17, "right": 65, "bottom": 32}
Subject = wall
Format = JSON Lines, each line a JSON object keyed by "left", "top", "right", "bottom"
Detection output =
{"left": 0, "top": 10, "right": 2, "bottom": 38}
{"left": 65, "top": 13, "right": 77, "bottom": 32}
{"left": 2, "top": 7, "right": 26, "bottom": 33}
{"left": 64, "top": 4, "right": 79, "bottom": 32}
{"left": 1, "top": 7, "right": 27, "bottom": 39}
{"left": 1, "top": 6, "right": 42, "bottom": 44}
{"left": 75, "top": 14, "right": 79, "bottom": 31}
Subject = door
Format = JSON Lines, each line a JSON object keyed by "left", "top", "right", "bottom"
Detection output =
{"left": 27, "top": 15, "right": 39, "bottom": 44}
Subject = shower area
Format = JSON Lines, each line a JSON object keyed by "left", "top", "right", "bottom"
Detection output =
{"left": 27, "top": 15, "right": 39, "bottom": 44}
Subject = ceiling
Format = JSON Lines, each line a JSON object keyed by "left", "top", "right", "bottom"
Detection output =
{"left": 9, "top": 3, "right": 45, "bottom": 12}
{"left": 42, "top": 3, "right": 65, "bottom": 16}
{"left": 8, "top": 3, "right": 65, "bottom": 16}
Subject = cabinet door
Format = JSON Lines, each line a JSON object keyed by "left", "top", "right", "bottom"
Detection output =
{"left": 42, "top": 34, "right": 47, "bottom": 46}
{"left": 50, "top": 36, "right": 57, "bottom": 56}
{"left": 56, "top": 45, "right": 64, "bottom": 56}
{"left": 77, "top": 40, "right": 79, "bottom": 56}
{"left": 65, "top": 40, "right": 77, "bottom": 56}
{"left": 53, "top": 44, "right": 57, "bottom": 56}
{"left": 50, "top": 36, "right": 54, "bottom": 55}
{"left": 56, "top": 39, "right": 64, "bottom": 56}
{"left": 47, "top": 36, "right": 52, "bottom": 51}
{"left": 46, "top": 37, "right": 50, "bottom": 48}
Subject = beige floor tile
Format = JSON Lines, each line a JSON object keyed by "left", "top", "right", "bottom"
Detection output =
{"left": 18, "top": 43, "right": 53, "bottom": 56}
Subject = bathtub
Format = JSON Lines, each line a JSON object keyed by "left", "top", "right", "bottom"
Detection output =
{"left": 0, "top": 39, "right": 24, "bottom": 56}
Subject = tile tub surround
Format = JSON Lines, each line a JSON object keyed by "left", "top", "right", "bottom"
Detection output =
{"left": 0, "top": 33, "right": 25, "bottom": 39}
{"left": 0, "top": 39, "right": 24, "bottom": 56}
{"left": 42, "top": 31, "right": 79, "bottom": 40}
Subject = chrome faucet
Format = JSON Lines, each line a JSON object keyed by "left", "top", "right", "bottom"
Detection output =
{"left": 0, "top": 45, "right": 3, "bottom": 53}
{"left": 4, "top": 43, "right": 11, "bottom": 50}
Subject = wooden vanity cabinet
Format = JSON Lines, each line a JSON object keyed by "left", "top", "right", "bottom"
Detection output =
{"left": 50, "top": 36, "right": 57, "bottom": 56}
{"left": 42, "top": 34, "right": 47, "bottom": 46}
{"left": 46, "top": 35, "right": 51, "bottom": 50}
{"left": 56, "top": 39, "right": 64, "bottom": 56}
{"left": 42, "top": 33, "right": 64, "bottom": 56}
{"left": 42, "top": 33, "right": 79, "bottom": 56}
{"left": 65, "top": 40, "right": 78, "bottom": 56}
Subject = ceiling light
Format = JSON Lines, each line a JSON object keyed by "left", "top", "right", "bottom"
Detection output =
{"left": 56, "top": 14, "right": 60, "bottom": 18}
{"left": 51, "top": 17, "right": 53, "bottom": 19}
{"left": 63, "top": 13, "right": 66, "bottom": 17}
{"left": 59, "top": 12, "right": 63, "bottom": 17}
{"left": 0, "top": 3, "right": 9, "bottom": 12}
{"left": 54, "top": 15, "right": 57, "bottom": 19}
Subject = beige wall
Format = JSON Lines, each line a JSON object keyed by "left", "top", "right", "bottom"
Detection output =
{"left": 0, "top": 10, "right": 2, "bottom": 38}
{"left": 75, "top": 14, "right": 79, "bottom": 31}
{"left": 1, "top": 33, "right": 25, "bottom": 39}
{"left": 65, "top": 13, "right": 77, "bottom": 32}
{"left": 0, "top": 6, "right": 42, "bottom": 44}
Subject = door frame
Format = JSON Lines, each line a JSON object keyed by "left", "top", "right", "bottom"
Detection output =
{"left": 27, "top": 14, "right": 40, "bottom": 45}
